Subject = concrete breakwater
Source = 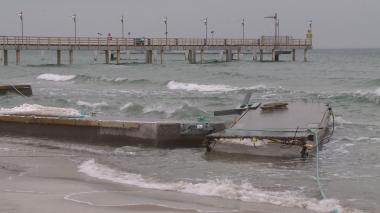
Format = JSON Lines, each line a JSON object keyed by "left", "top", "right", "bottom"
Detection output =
{"left": 0, "top": 114, "right": 225, "bottom": 147}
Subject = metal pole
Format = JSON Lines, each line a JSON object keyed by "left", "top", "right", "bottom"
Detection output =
{"left": 274, "top": 13, "right": 277, "bottom": 46}
{"left": 18, "top": 11, "right": 23, "bottom": 42}
{"left": 72, "top": 14, "right": 77, "bottom": 44}
{"left": 205, "top": 18, "right": 208, "bottom": 40}
{"left": 164, "top": 16, "right": 168, "bottom": 45}
{"left": 264, "top": 13, "right": 277, "bottom": 46}
{"left": 242, "top": 18, "right": 245, "bottom": 43}
{"left": 97, "top": 32, "right": 102, "bottom": 47}
{"left": 121, "top": 15, "right": 125, "bottom": 38}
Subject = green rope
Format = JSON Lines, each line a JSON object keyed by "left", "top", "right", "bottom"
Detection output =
{"left": 225, "top": 127, "right": 315, "bottom": 133}
{"left": 311, "top": 130, "right": 339, "bottom": 213}
{"left": 224, "top": 127, "right": 339, "bottom": 213}
{"left": 313, "top": 131, "right": 327, "bottom": 199}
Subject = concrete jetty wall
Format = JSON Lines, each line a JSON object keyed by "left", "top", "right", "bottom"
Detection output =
{"left": 0, "top": 115, "right": 225, "bottom": 147}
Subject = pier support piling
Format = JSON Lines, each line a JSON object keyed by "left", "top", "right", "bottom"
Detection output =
{"left": 188, "top": 50, "right": 196, "bottom": 64}
{"left": 304, "top": 49, "right": 308, "bottom": 62}
{"left": 237, "top": 49, "right": 241, "bottom": 61}
{"left": 160, "top": 49, "right": 164, "bottom": 64}
{"left": 271, "top": 49, "right": 275, "bottom": 62}
{"left": 292, "top": 49, "right": 296, "bottom": 61}
{"left": 145, "top": 50, "right": 153, "bottom": 64}
{"left": 260, "top": 49, "right": 263, "bottom": 62}
{"left": 225, "top": 49, "right": 232, "bottom": 62}
{"left": 57, "top": 50, "right": 61, "bottom": 65}
{"left": 16, "top": 49, "right": 21, "bottom": 65}
{"left": 200, "top": 49, "right": 204, "bottom": 64}
{"left": 69, "top": 49, "right": 74, "bottom": 65}
{"left": 105, "top": 50, "right": 109, "bottom": 64}
{"left": 116, "top": 49, "right": 120, "bottom": 65}
{"left": 3, "top": 50, "right": 8, "bottom": 66}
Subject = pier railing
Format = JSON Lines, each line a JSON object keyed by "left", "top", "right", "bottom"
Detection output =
{"left": 0, "top": 36, "right": 311, "bottom": 49}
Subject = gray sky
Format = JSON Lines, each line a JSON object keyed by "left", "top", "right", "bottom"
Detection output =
{"left": 1, "top": 0, "right": 379, "bottom": 48}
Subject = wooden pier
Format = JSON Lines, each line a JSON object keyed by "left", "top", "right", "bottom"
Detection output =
{"left": 0, "top": 34, "right": 312, "bottom": 65}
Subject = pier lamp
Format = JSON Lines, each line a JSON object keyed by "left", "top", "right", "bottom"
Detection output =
{"left": 308, "top": 20, "right": 312, "bottom": 32}
{"left": 97, "top": 32, "right": 102, "bottom": 45}
{"left": 241, "top": 18, "right": 245, "bottom": 43}
{"left": 203, "top": 17, "right": 208, "bottom": 44}
{"left": 121, "top": 15, "right": 125, "bottom": 38}
{"left": 17, "top": 11, "right": 23, "bottom": 39}
{"left": 163, "top": 16, "right": 168, "bottom": 45}
{"left": 211, "top": 30, "right": 215, "bottom": 39}
{"left": 264, "top": 13, "right": 278, "bottom": 45}
{"left": 72, "top": 14, "right": 77, "bottom": 44}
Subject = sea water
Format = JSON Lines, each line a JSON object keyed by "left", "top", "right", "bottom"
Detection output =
{"left": 0, "top": 49, "right": 379, "bottom": 212}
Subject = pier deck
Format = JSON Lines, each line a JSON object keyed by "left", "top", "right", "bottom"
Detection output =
{"left": 0, "top": 35, "right": 312, "bottom": 65}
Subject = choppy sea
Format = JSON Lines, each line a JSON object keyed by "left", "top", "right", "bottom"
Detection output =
{"left": 0, "top": 49, "right": 379, "bottom": 212}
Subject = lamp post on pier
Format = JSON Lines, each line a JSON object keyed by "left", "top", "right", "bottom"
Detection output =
{"left": 241, "top": 18, "right": 245, "bottom": 43}
{"left": 163, "top": 16, "right": 168, "bottom": 45}
{"left": 72, "top": 14, "right": 77, "bottom": 44}
{"left": 121, "top": 15, "right": 125, "bottom": 38}
{"left": 97, "top": 32, "right": 102, "bottom": 46}
{"left": 264, "top": 13, "right": 278, "bottom": 45}
{"left": 17, "top": 11, "right": 23, "bottom": 39}
{"left": 211, "top": 30, "right": 215, "bottom": 39}
{"left": 203, "top": 17, "right": 208, "bottom": 45}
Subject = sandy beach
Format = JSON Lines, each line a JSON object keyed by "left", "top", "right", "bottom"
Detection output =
{"left": 0, "top": 139, "right": 319, "bottom": 213}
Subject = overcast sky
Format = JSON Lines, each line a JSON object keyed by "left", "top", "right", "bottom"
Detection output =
{"left": 1, "top": 0, "right": 379, "bottom": 48}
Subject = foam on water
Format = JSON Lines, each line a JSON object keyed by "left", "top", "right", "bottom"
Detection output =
{"left": 37, "top": 73, "right": 76, "bottom": 81}
{"left": 142, "top": 103, "right": 184, "bottom": 116}
{"left": 119, "top": 102, "right": 134, "bottom": 111}
{"left": 335, "top": 117, "right": 353, "bottom": 125}
{"left": 77, "top": 100, "right": 108, "bottom": 108}
{"left": 375, "top": 87, "right": 380, "bottom": 96}
{"left": 167, "top": 81, "right": 238, "bottom": 92}
{"left": 166, "top": 80, "right": 268, "bottom": 93}
{"left": 78, "top": 159, "right": 346, "bottom": 213}
{"left": 0, "top": 103, "right": 81, "bottom": 117}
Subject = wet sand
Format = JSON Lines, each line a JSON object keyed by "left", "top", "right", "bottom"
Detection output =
{"left": 0, "top": 140, "right": 318, "bottom": 213}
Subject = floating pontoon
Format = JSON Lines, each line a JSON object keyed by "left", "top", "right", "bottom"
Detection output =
{"left": 206, "top": 92, "right": 334, "bottom": 158}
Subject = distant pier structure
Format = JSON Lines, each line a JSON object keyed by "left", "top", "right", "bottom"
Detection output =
{"left": 0, "top": 32, "right": 312, "bottom": 65}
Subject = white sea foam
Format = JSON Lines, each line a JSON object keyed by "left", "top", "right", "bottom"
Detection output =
{"left": 78, "top": 159, "right": 345, "bottom": 213}
{"left": 167, "top": 81, "right": 268, "bottom": 93}
{"left": 0, "top": 104, "right": 81, "bottom": 117}
{"left": 119, "top": 102, "right": 134, "bottom": 111}
{"left": 167, "top": 81, "right": 238, "bottom": 92}
{"left": 356, "top": 87, "right": 380, "bottom": 97}
{"left": 77, "top": 100, "right": 108, "bottom": 108}
{"left": 142, "top": 103, "right": 184, "bottom": 116}
{"left": 335, "top": 117, "right": 353, "bottom": 125}
{"left": 114, "top": 77, "right": 128, "bottom": 82}
{"left": 375, "top": 87, "right": 380, "bottom": 96}
{"left": 37, "top": 73, "right": 76, "bottom": 81}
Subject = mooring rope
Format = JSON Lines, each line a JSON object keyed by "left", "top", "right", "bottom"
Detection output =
{"left": 311, "top": 130, "right": 339, "bottom": 213}
{"left": 8, "top": 84, "right": 28, "bottom": 98}
{"left": 223, "top": 127, "right": 339, "bottom": 212}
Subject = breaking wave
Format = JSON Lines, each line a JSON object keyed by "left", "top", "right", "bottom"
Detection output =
{"left": 78, "top": 159, "right": 345, "bottom": 213}
{"left": 331, "top": 88, "right": 380, "bottom": 105}
{"left": 77, "top": 100, "right": 109, "bottom": 108}
{"left": 166, "top": 81, "right": 267, "bottom": 93}
{"left": 0, "top": 103, "right": 81, "bottom": 117}
{"left": 37, "top": 73, "right": 76, "bottom": 81}
{"left": 37, "top": 73, "right": 153, "bottom": 85}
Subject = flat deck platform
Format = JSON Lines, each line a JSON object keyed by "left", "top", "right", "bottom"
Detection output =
{"left": 0, "top": 114, "right": 225, "bottom": 147}
{"left": 207, "top": 102, "right": 332, "bottom": 157}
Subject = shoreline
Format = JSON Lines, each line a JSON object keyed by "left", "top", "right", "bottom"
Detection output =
{"left": 0, "top": 139, "right": 318, "bottom": 213}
